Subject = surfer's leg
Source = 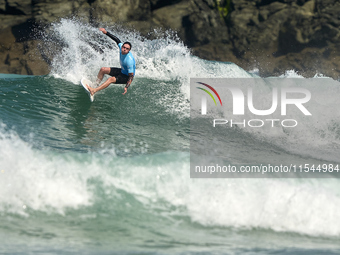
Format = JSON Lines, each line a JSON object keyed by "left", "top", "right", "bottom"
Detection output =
{"left": 95, "top": 67, "right": 111, "bottom": 86}
{"left": 87, "top": 76, "right": 116, "bottom": 95}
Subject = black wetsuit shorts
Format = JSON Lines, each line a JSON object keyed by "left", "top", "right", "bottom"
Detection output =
{"left": 109, "top": 67, "right": 129, "bottom": 84}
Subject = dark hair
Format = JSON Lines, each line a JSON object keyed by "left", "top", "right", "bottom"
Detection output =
{"left": 123, "top": 42, "right": 132, "bottom": 50}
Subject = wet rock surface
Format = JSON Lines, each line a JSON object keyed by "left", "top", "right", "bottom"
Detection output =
{"left": 0, "top": 0, "right": 339, "bottom": 78}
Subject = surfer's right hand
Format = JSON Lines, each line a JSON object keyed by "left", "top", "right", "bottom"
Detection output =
{"left": 99, "top": 28, "right": 107, "bottom": 34}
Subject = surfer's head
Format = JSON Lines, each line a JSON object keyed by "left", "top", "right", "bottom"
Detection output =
{"left": 122, "top": 42, "right": 132, "bottom": 54}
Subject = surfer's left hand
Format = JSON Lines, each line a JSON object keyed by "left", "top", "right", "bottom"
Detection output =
{"left": 122, "top": 88, "right": 127, "bottom": 95}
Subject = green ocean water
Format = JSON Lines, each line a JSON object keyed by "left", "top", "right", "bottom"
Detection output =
{"left": 1, "top": 19, "right": 340, "bottom": 254}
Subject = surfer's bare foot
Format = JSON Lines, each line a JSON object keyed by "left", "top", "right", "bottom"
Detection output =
{"left": 86, "top": 84, "right": 95, "bottom": 95}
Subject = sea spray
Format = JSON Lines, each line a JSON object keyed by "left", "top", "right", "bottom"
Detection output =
{"left": 42, "top": 18, "right": 251, "bottom": 91}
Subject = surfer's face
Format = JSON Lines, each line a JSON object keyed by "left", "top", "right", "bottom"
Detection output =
{"left": 122, "top": 44, "right": 131, "bottom": 55}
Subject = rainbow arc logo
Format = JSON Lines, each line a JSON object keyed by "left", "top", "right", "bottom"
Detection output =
{"left": 196, "top": 82, "right": 222, "bottom": 115}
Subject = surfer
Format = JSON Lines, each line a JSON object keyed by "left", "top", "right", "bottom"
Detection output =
{"left": 86, "top": 28, "right": 136, "bottom": 96}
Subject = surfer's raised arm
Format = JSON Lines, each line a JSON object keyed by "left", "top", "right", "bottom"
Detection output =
{"left": 99, "top": 28, "right": 121, "bottom": 46}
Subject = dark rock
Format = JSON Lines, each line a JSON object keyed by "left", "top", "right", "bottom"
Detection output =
{"left": 152, "top": 0, "right": 192, "bottom": 40}
{"left": 32, "top": 0, "right": 86, "bottom": 25}
{"left": 0, "top": 0, "right": 31, "bottom": 15}
{"left": 91, "top": 0, "right": 150, "bottom": 24}
{"left": 0, "top": 0, "right": 340, "bottom": 79}
{"left": 0, "top": 27, "right": 49, "bottom": 74}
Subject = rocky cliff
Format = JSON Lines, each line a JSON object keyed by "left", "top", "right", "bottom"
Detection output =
{"left": 0, "top": 0, "right": 339, "bottom": 78}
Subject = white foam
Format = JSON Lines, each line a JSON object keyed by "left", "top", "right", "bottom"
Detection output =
{"left": 1, "top": 124, "right": 340, "bottom": 237}
{"left": 183, "top": 178, "right": 340, "bottom": 237}
{"left": 0, "top": 125, "right": 92, "bottom": 215}
{"left": 279, "top": 69, "right": 305, "bottom": 78}
{"left": 89, "top": 152, "right": 340, "bottom": 237}
{"left": 116, "top": 156, "right": 340, "bottom": 237}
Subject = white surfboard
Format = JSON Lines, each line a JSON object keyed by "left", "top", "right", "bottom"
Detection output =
{"left": 80, "top": 77, "right": 94, "bottom": 102}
